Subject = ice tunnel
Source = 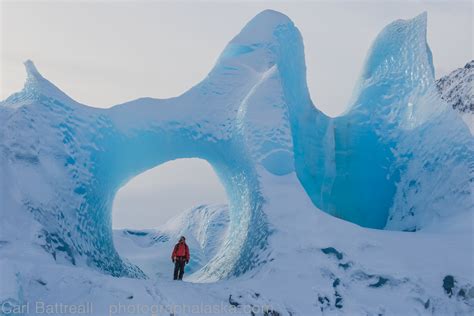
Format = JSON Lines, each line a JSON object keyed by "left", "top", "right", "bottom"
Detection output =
{"left": 0, "top": 10, "right": 472, "bottom": 279}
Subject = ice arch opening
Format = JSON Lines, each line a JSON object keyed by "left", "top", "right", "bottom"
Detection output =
{"left": 111, "top": 158, "right": 231, "bottom": 280}
{"left": 112, "top": 158, "right": 227, "bottom": 229}
{"left": 87, "top": 106, "right": 270, "bottom": 280}
{"left": 1, "top": 56, "right": 272, "bottom": 280}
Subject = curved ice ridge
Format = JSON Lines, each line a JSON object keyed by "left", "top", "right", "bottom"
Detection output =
{"left": 0, "top": 10, "right": 472, "bottom": 278}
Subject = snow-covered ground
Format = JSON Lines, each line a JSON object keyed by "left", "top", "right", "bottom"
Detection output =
{"left": 113, "top": 204, "right": 230, "bottom": 280}
{"left": 2, "top": 170, "right": 473, "bottom": 315}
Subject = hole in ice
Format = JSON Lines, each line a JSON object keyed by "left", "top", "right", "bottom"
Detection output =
{"left": 112, "top": 158, "right": 230, "bottom": 281}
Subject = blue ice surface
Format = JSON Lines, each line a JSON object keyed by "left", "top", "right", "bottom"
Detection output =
{"left": 1, "top": 10, "right": 472, "bottom": 280}
{"left": 274, "top": 12, "right": 468, "bottom": 229}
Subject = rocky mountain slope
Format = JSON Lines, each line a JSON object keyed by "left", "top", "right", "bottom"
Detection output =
{"left": 436, "top": 60, "right": 473, "bottom": 113}
{"left": 436, "top": 60, "right": 473, "bottom": 132}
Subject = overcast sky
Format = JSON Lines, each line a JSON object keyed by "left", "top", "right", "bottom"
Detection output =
{"left": 1, "top": 1, "right": 472, "bottom": 228}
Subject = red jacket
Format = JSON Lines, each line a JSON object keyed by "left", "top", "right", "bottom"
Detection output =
{"left": 172, "top": 242, "right": 190, "bottom": 261}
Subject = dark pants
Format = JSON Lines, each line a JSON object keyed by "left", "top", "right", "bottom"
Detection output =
{"left": 173, "top": 257, "right": 186, "bottom": 280}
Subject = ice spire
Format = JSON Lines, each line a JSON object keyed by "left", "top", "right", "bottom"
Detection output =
{"left": 21, "top": 60, "right": 79, "bottom": 106}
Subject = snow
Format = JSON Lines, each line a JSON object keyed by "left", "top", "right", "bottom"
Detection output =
{"left": 0, "top": 9, "right": 473, "bottom": 315}
{"left": 113, "top": 204, "right": 229, "bottom": 280}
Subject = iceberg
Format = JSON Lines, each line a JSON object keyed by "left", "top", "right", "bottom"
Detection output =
{"left": 0, "top": 11, "right": 472, "bottom": 313}
{"left": 285, "top": 12, "right": 473, "bottom": 230}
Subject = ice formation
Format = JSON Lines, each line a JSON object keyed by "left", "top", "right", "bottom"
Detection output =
{"left": 284, "top": 13, "right": 472, "bottom": 230}
{"left": 0, "top": 9, "right": 473, "bottom": 315}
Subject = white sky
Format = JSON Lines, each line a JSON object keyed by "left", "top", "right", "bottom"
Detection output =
{"left": 112, "top": 159, "right": 226, "bottom": 229}
{"left": 1, "top": 1, "right": 472, "bottom": 228}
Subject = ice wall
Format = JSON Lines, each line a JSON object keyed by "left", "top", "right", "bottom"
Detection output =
{"left": 278, "top": 12, "right": 473, "bottom": 229}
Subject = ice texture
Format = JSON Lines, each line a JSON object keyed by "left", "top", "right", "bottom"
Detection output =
{"left": 0, "top": 10, "right": 472, "bottom": 283}
{"left": 284, "top": 12, "right": 473, "bottom": 229}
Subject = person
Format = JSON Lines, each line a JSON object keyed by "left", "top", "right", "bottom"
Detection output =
{"left": 171, "top": 236, "right": 190, "bottom": 280}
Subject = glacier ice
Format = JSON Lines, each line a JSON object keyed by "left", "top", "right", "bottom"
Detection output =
{"left": 0, "top": 9, "right": 472, "bottom": 285}
{"left": 281, "top": 12, "right": 473, "bottom": 229}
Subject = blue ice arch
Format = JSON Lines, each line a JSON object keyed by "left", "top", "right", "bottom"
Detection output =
{"left": 0, "top": 10, "right": 472, "bottom": 279}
